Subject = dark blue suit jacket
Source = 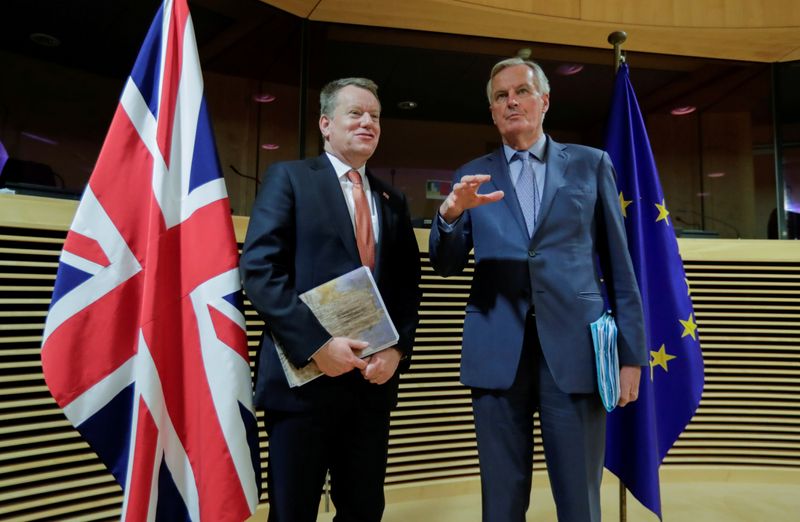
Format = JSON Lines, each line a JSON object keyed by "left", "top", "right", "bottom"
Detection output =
{"left": 241, "top": 154, "right": 421, "bottom": 412}
{"left": 430, "top": 137, "right": 647, "bottom": 393}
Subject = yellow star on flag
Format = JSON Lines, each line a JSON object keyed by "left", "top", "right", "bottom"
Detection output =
{"left": 650, "top": 344, "right": 677, "bottom": 380}
{"left": 685, "top": 277, "right": 691, "bottom": 296}
{"left": 619, "top": 192, "right": 632, "bottom": 218}
{"left": 679, "top": 313, "right": 698, "bottom": 340}
{"left": 655, "top": 199, "right": 670, "bottom": 224}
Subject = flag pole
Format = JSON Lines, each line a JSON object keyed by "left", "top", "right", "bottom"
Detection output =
{"left": 608, "top": 31, "right": 627, "bottom": 74}
{"left": 608, "top": 29, "right": 628, "bottom": 522}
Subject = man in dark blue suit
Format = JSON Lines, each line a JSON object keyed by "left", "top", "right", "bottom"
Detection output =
{"left": 429, "top": 58, "right": 648, "bottom": 521}
{"left": 241, "top": 78, "right": 420, "bottom": 522}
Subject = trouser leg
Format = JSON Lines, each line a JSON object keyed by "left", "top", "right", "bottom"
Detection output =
{"left": 471, "top": 339, "right": 537, "bottom": 522}
{"left": 537, "top": 350, "right": 606, "bottom": 522}
{"left": 264, "top": 410, "right": 329, "bottom": 522}
{"left": 328, "top": 406, "right": 391, "bottom": 522}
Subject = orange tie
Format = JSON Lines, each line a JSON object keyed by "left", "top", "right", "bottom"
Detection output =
{"left": 347, "top": 170, "right": 375, "bottom": 270}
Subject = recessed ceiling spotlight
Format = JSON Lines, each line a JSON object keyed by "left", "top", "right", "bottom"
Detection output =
{"left": 397, "top": 100, "right": 418, "bottom": 110}
{"left": 707, "top": 172, "right": 726, "bottom": 178}
{"left": 671, "top": 106, "right": 696, "bottom": 116}
{"left": 261, "top": 143, "right": 279, "bottom": 150}
{"left": 29, "top": 32, "right": 61, "bottom": 48}
{"left": 253, "top": 93, "right": 276, "bottom": 103}
{"left": 696, "top": 192, "right": 711, "bottom": 197}
{"left": 555, "top": 64, "right": 584, "bottom": 76}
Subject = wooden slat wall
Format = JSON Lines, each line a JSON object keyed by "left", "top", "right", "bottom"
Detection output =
{"left": 1, "top": 197, "right": 799, "bottom": 520}
{"left": 671, "top": 260, "right": 800, "bottom": 467}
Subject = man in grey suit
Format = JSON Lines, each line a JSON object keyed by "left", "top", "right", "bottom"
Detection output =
{"left": 429, "top": 57, "right": 648, "bottom": 521}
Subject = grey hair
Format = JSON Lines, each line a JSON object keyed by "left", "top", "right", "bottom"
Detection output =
{"left": 320, "top": 77, "right": 380, "bottom": 117}
{"left": 486, "top": 57, "right": 550, "bottom": 103}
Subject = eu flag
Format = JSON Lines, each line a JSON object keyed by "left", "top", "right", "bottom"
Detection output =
{"left": 603, "top": 63, "right": 705, "bottom": 519}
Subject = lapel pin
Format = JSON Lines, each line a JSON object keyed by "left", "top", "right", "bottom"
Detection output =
{"left": 382, "top": 191, "right": 390, "bottom": 200}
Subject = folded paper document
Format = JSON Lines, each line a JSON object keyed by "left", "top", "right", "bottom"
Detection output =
{"left": 275, "top": 266, "right": 399, "bottom": 387}
{"left": 590, "top": 311, "right": 620, "bottom": 412}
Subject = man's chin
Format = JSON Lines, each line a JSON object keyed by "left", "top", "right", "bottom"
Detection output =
{"left": 352, "top": 146, "right": 378, "bottom": 158}
{"left": 500, "top": 124, "right": 532, "bottom": 135}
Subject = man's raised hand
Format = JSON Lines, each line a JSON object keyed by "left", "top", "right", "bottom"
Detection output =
{"left": 439, "top": 174, "right": 504, "bottom": 223}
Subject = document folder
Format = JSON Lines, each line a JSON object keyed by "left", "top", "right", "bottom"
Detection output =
{"left": 274, "top": 266, "right": 399, "bottom": 387}
{"left": 590, "top": 311, "right": 620, "bottom": 412}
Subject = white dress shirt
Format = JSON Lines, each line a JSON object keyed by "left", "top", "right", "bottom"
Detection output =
{"left": 326, "top": 152, "right": 380, "bottom": 242}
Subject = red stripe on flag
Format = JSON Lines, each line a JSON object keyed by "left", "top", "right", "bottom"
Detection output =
{"left": 90, "top": 105, "right": 160, "bottom": 264}
{"left": 208, "top": 305, "right": 248, "bottom": 362}
{"left": 155, "top": 1, "right": 188, "bottom": 166}
{"left": 138, "top": 200, "right": 238, "bottom": 325}
{"left": 41, "top": 277, "right": 142, "bottom": 408}
{"left": 63, "top": 231, "right": 110, "bottom": 268}
{"left": 125, "top": 398, "right": 159, "bottom": 521}
{"left": 142, "top": 297, "right": 249, "bottom": 520}
{"left": 177, "top": 200, "right": 238, "bottom": 292}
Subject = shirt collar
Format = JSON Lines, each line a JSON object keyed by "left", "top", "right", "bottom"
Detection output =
{"left": 326, "top": 152, "right": 366, "bottom": 182}
{"left": 503, "top": 134, "right": 547, "bottom": 164}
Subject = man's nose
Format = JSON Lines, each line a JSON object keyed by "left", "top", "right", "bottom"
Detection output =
{"left": 508, "top": 94, "right": 519, "bottom": 107}
{"left": 360, "top": 113, "right": 376, "bottom": 125}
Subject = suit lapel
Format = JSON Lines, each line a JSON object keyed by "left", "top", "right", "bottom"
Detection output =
{"left": 486, "top": 149, "right": 529, "bottom": 239}
{"left": 367, "top": 171, "right": 388, "bottom": 279}
{"left": 311, "top": 154, "right": 361, "bottom": 265}
{"left": 532, "top": 136, "right": 567, "bottom": 242}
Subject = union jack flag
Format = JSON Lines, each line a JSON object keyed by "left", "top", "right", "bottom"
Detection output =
{"left": 40, "top": 1, "right": 260, "bottom": 520}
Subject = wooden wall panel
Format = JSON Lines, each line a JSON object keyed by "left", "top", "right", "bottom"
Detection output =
{"left": 1, "top": 195, "right": 799, "bottom": 519}
{"left": 579, "top": 0, "right": 800, "bottom": 28}
{"left": 262, "top": 0, "right": 800, "bottom": 62}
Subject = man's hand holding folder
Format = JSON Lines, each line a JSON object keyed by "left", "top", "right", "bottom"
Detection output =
{"left": 591, "top": 311, "right": 643, "bottom": 410}
{"left": 312, "top": 337, "right": 369, "bottom": 377}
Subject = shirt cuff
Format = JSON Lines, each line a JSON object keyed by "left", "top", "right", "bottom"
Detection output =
{"left": 437, "top": 212, "right": 463, "bottom": 232}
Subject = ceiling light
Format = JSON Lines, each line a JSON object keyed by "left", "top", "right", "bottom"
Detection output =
{"left": 253, "top": 93, "right": 276, "bottom": 103}
{"left": 21, "top": 131, "right": 58, "bottom": 145}
{"left": 555, "top": 64, "right": 584, "bottom": 76}
{"left": 397, "top": 101, "right": 418, "bottom": 110}
{"left": 261, "top": 143, "right": 279, "bottom": 150}
{"left": 671, "top": 106, "right": 696, "bottom": 116}
{"left": 707, "top": 172, "right": 725, "bottom": 178}
{"left": 697, "top": 192, "right": 710, "bottom": 197}
{"left": 29, "top": 32, "right": 61, "bottom": 48}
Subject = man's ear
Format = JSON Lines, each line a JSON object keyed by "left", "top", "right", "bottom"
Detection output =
{"left": 319, "top": 115, "right": 330, "bottom": 138}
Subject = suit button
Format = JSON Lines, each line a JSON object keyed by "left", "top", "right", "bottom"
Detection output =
{"left": 528, "top": 249, "right": 536, "bottom": 257}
